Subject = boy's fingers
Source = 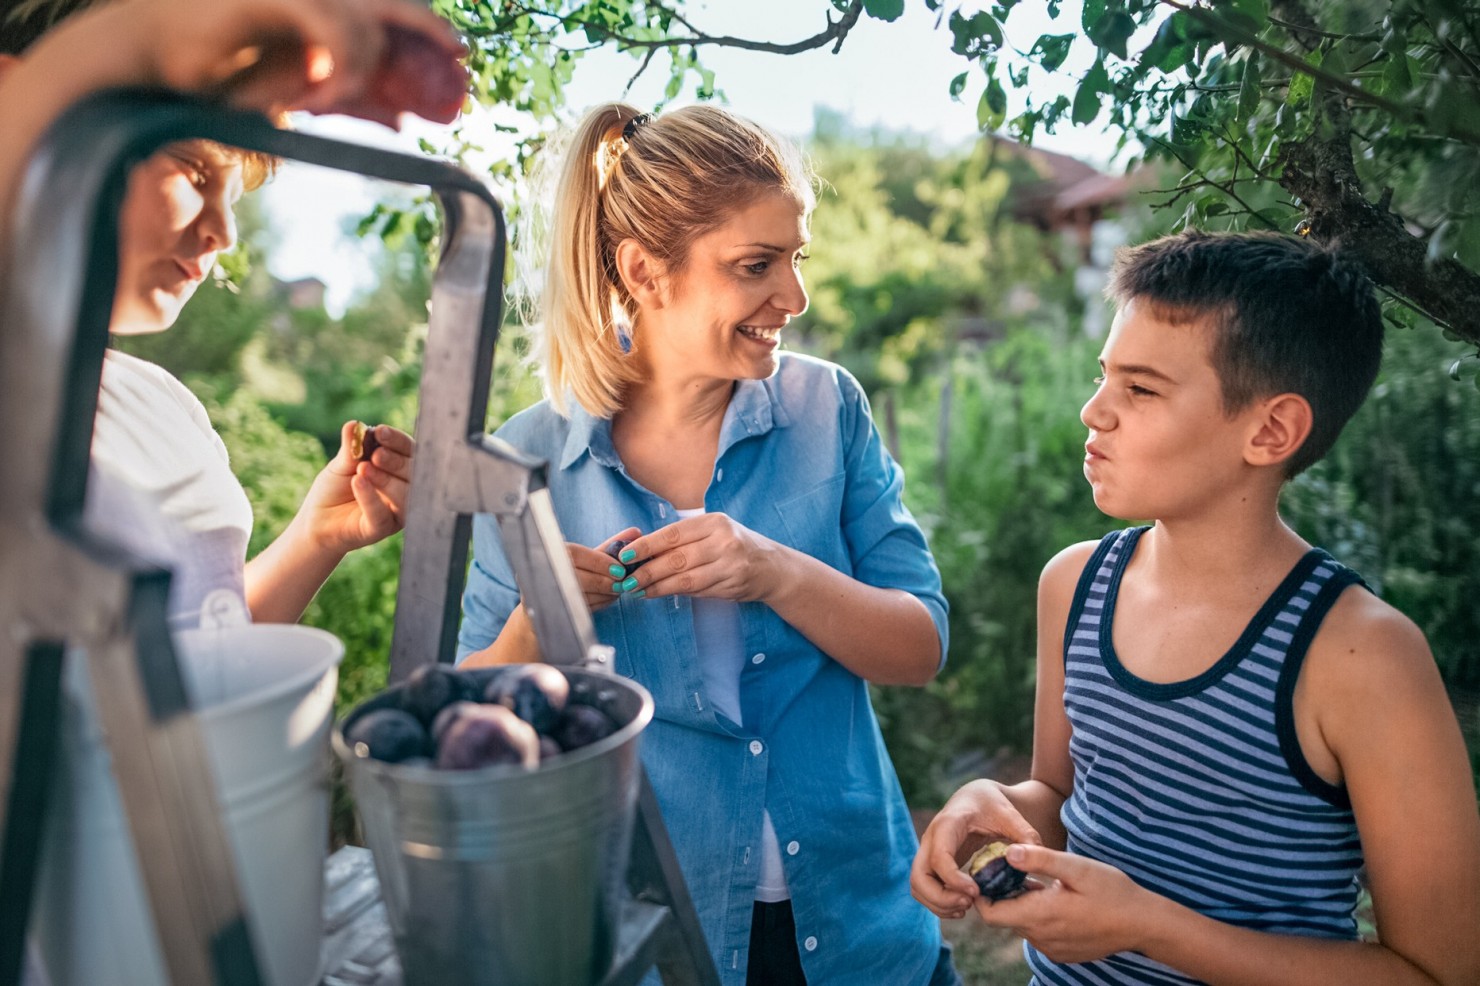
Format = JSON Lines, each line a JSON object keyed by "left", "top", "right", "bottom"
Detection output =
{"left": 1005, "top": 844, "right": 1079, "bottom": 884}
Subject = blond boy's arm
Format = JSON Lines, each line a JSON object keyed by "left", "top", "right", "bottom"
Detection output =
{"left": 990, "top": 586, "right": 1480, "bottom": 986}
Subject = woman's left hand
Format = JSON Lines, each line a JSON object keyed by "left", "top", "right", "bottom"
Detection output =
{"left": 972, "top": 844, "right": 1154, "bottom": 965}
{"left": 616, "top": 513, "right": 784, "bottom": 604}
{"left": 298, "top": 420, "right": 413, "bottom": 554}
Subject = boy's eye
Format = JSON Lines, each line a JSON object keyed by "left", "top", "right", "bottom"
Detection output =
{"left": 1128, "top": 384, "right": 1157, "bottom": 397}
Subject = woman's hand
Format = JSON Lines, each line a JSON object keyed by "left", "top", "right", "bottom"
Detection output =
{"left": 139, "top": 0, "right": 469, "bottom": 127}
{"left": 297, "top": 421, "right": 412, "bottom": 555}
{"left": 911, "top": 779, "right": 1045, "bottom": 919}
{"left": 971, "top": 845, "right": 1154, "bottom": 965}
{"left": 572, "top": 527, "right": 642, "bottom": 612}
{"left": 613, "top": 514, "right": 784, "bottom": 604}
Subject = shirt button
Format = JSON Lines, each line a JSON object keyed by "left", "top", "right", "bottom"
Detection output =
{"left": 717, "top": 468, "right": 724, "bottom": 482}
{"left": 751, "top": 653, "right": 765, "bottom": 665}
{"left": 786, "top": 840, "right": 799, "bottom": 855}
{"left": 803, "top": 936, "right": 818, "bottom": 952}
{"left": 748, "top": 740, "right": 763, "bottom": 756}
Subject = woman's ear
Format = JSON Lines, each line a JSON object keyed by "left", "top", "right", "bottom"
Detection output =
{"left": 1245, "top": 393, "right": 1312, "bottom": 469}
{"left": 613, "top": 238, "right": 665, "bottom": 311}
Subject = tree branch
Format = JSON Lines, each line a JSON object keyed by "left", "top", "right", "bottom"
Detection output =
{"left": 1157, "top": 0, "right": 1480, "bottom": 147}
{"left": 1277, "top": 116, "right": 1480, "bottom": 346}
{"left": 583, "top": 0, "right": 865, "bottom": 56}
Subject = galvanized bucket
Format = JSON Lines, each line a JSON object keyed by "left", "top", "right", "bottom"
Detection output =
{"left": 332, "top": 665, "right": 654, "bottom": 986}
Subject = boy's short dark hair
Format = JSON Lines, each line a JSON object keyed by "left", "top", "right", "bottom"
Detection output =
{"left": 1107, "top": 229, "right": 1383, "bottom": 476}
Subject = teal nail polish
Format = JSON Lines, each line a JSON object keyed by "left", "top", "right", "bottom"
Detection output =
{"left": 611, "top": 581, "right": 624, "bottom": 593}
{"left": 621, "top": 575, "right": 639, "bottom": 591}
{"left": 633, "top": 590, "right": 646, "bottom": 599}
{"left": 619, "top": 548, "right": 636, "bottom": 563}
{"left": 608, "top": 564, "right": 625, "bottom": 578}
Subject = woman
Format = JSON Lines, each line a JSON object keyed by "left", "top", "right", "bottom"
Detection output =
{"left": 458, "top": 103, "right": 959, "bottom": 986}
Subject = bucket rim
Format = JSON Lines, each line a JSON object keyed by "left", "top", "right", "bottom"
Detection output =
{"left": 175, "top": 624, "right": 344, "bottom": 722}
{"left": 331, "top": 666, "right": 654, "bottom": 782}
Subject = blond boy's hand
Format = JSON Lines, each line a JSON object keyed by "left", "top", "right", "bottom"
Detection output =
{"left": 299, "top": 421, "right": 413, "bottom": 554}
{"left": 910, "top": 779, "right": 1044, "bottom": 920}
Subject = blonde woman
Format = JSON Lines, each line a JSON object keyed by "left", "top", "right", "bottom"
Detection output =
{"left": 459, "top": 104, "right": 960, "bottom": 986}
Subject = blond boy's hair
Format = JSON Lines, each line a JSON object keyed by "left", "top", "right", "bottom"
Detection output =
{"left": 3, "top": 0, "right": 279, "bottom": 189}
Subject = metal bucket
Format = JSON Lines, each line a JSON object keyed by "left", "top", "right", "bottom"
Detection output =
{"left": 333, "top": 665, "right": 654, "bottom": 986}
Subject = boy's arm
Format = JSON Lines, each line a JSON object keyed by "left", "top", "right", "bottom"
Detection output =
{"left": 0, "top": 0, "right": 463, "bottom": 231}
{"left": 976, "top": 588, "right": 1480, "bottom": 986}
{"left": 910, "top": 540, "right": 1094, "bottom": 917}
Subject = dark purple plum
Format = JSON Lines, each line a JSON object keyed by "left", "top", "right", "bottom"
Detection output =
{"left": 483, "top": 664, "right": 570, "bottom": 734}
{"left": 538, "top": 736, "right": 563, "bottom": 762}
{"left": 430, "top": 700, "right": 482, "bottom": 744}
{"left": 966, "top": 842, "right": 1027, "bottom": 902}
{"left": 602, "top": 539, "right": 647, "bottom": 576}
{"left": 345, "top": 708, "right": 429, "bottom": 763}
{"left": 434, "top": 705, "right": 540, "bottom": 770}
{"left": 402, "top": 664, "right": 476, "bottom": 726}
{"left": 552, "top": 703, "right": 618, "bottom": 752}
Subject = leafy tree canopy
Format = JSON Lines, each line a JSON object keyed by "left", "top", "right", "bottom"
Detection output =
{"left": 441, "top": 0, "right": 1480, "bottom": 369}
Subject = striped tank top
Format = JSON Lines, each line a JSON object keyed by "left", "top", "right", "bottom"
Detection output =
{"left": 1026, "top": 526, "right": 1367, "bottom": 986}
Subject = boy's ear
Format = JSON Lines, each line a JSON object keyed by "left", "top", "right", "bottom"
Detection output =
{"left": 1245, "top": 393, "right": 1312, "bottom": 468}
{"left": 613, "top": 237, "right": 666, "bottom": 311}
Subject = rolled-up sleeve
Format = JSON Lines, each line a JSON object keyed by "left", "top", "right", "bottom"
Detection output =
{"left": 836, "top": 369, "right": 950, "bottom": 669}
{"left": 456, "top": 512, "right": 522, "bottom": 661}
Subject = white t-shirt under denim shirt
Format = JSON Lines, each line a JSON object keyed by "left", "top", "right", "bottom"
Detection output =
{"left": 674, "top": 507, "right": 790, "bottom": 904}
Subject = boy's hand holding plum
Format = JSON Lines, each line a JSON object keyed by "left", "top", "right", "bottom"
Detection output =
{"left": 911, "top": 779, "right": 1044, "bottom": 920}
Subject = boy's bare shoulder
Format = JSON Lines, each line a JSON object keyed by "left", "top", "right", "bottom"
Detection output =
{"left": 1039, "top": 539, "right": 1102, "bottom": 599}
{"left": 1305, "top": 583, "right": 1439, "bottom": 711}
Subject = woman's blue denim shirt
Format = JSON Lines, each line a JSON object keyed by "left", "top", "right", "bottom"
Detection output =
{"left": 458, "top": 353, "right": 948, "bottom": 986}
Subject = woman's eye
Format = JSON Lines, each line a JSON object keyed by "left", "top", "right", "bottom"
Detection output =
{"left": 744, "top": 261, "right": 769, "bottom": 275}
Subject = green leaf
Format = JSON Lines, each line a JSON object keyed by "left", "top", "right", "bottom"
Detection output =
{"left": 1229, "top": 0, "right": 1269, "bottom": 23}
{"left": 950, "top": 71, "right": 969, "bottom": 100}
{"left": 1141, "top": 13, "right": 1192, "bottom": 72}
{"left": 1287, "top": 69, "right": 1314, "bottom": 108}
{"left": 949, "top": 11, "right": 1004, "bottom": 57}
{"left": 1238, "top": 52, "right": 1262, "bottom": 122}
{"left": 1082, "top": 0, "right": 1106, "bottom": 34}
{"left": 863, "top": 0, "right": 905, "bottom": 22}
{"left": 1088, "top": 11, "right": 1137, "bottom": 60}
{"left": 1033, "top": 33, "right": 1076, "bottom": 73}
{"left": 978, "top": 77, "right": 1008, "bottom": 131}
{"left": 1073, "top": 60, "right": 1110, "bottom": 125}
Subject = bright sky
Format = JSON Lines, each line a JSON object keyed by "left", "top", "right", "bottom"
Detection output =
{"left": 262, "top": 0, "right": 1119, "bottom": 312}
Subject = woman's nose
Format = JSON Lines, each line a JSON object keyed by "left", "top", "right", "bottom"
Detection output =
{"left": 775, "top": 265, "right": 808, "bottom": 317}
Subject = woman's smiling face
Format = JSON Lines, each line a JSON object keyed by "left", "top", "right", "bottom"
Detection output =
{"left": 635, "top": 190, "right": 810, "bottom": 382}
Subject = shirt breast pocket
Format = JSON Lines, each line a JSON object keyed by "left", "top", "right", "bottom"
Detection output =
{"left": 772, "top": 472, "right": 848, "bottom": 571}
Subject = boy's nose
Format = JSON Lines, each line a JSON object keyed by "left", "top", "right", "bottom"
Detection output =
{"left": 197, "top": 193, "right": 238, "bottom": 255}
{"left": 1081, "top": 385, "right": 1112, "bottom": 431}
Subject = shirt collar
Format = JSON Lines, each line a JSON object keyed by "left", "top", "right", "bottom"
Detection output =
{"left": 556, "top": 376, "right": 791, "bottom": 472}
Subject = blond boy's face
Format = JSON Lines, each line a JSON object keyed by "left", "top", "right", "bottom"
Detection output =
{"left": 1079, "top": 299, "right": 1263, "bottom": 521}
{"left": 111, "top": 140, "right": 245, "bottom": 335}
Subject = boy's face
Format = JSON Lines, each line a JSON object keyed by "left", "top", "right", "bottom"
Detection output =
{"left": 111, "top": 140, "right": 244, "bottom": 335}
{"left": 1080, "top": 299, "right": 1262, "bottom": 520}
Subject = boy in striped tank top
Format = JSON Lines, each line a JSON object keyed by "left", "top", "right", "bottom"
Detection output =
{"left": 912, "top": 230, "right": 1480, "bottom": 986}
